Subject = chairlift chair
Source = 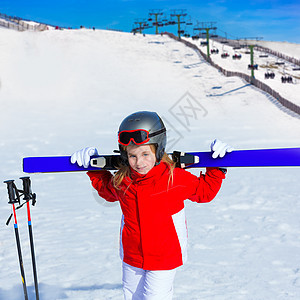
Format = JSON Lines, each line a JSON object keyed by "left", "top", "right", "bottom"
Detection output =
{"left": 221, "top": 45, "right": 229, "bottom": 58}
{"left": 221, "top": 53, "right": 229, "bottom": 58}
{"left": 265, "top": 69, "right": 275, "bottom": 79}
{"left": 248, "top": 64, "right": 258, "bottom": 70}
{"left": 211, "top": 47, "right": 219, "bottom": 54}
{"left": 232, "top": 53, "right": 242, "bottom": 60}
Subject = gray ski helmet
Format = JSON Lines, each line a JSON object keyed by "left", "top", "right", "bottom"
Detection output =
{"left": 118, "top": 111, "right": 167, "bottom": 163}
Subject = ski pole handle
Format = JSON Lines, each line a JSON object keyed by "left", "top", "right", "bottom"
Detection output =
{"left": 20, "top": 177, "right": 31, "bottom": 200}
{"left": 4, "top": 180, "right": 19, "bottom": 204}
{"left": 20, "top": 176, "right": 37, "bottom": 206}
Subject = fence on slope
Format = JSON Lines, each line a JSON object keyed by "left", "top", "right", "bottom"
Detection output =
{"left": 165, "top": 32, "right": 300, "bottom": 116}
{"left": 0, "top": 12, "right": 49, "bottom": 31}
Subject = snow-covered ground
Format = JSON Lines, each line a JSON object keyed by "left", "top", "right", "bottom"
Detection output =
{"left": 249, "top": 40, "right": 300, "bottom": 60}
{"left": 0, "top": 28, "right": 300, "bottom": 299}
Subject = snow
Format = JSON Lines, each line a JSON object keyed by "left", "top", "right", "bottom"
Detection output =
{"left": 0, "top": 27, "right": 300, "bottom": 299}
{"left": 250, "top": 40, "right": 300, "bottom": 60}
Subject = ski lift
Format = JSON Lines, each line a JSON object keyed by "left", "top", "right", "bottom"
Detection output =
{"left": 259, "top": 53, "right": 268, "bottom": 58}
{"left": 162, "top": 14, "right": 168, "bottom": 22}
{"left": 210, "top": 41, "right": 219, "bottom": 54}
{"left": 221, "top": 53, "right": 229, "bottom": 58}
{"left": 232, "top": 54, "right": 242, "bottom": 60}
{"left": 265, "top": 69, "right": 275, "bottom": 79}
{"left": 281, "top": 76, "right": 293, "bottom": 83}
{"left": 186, "top": 18, "right": 193, "bottom": 26}
{"left": 148, "top": 18, "right": 153, "bottom": 22}
{"left": 248, "top": 64, "right": 258, "bottom": 70}
{"left": 201, "top": 41, "right": 208, "bottom": 46}
{"left": 211, "top": 47, "right": 219, "bottom": 54}
{"left": 192, "top": 35, "right": 199, "bottom": 40}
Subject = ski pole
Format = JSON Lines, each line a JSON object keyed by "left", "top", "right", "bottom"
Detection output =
{"left": 20, "top": 176, "right": 39, "bottom": 300}
{"left": 4, "top": 180, "right": 29, "bottom": 300}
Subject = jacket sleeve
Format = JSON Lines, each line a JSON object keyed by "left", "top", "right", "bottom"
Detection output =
{"left": 87, "top": 171, "right": 120, "bottom": 202}
{"left": 187, "top": 167, "right": 226, "bottom": 203}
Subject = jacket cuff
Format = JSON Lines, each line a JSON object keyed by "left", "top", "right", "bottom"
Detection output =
{"left": 206, "top": 167, "right": 226, "bottom": 179}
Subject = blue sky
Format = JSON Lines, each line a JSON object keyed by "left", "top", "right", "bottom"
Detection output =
{"left": 1, "top": 0, "right": 300, "bottom": 43}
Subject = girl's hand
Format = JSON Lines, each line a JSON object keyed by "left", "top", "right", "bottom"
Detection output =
{"left": 210, "top": 139, "right": 234, "bottom": 159}
{"left": 70, "top": 147, "right": 98, "bottom": 168}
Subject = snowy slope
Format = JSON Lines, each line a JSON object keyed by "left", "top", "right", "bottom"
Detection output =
{"left": 0, "top": 28, "right": 300, "bottom": 299}
{"left": 183, "top": 37, "right": 300, "bottom": 107}
{"left": 249, "top": 40, "right": 300, "bottom": 60}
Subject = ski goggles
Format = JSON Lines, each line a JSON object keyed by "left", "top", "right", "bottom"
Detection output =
{"left": 118, "top": 128, "right": 166, "bottom": 146}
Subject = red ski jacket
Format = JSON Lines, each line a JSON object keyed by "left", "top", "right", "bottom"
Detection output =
{"left": 87, "top": 163, "right": 225, "bottom": 271}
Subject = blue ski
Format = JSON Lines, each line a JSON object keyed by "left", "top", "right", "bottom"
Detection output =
{"left": 23, "top": 148, "right": 300, "bottom": 173}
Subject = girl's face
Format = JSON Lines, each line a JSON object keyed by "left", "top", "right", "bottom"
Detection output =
{"left": 127, "top": 144, "right": 156, "bottom": 175}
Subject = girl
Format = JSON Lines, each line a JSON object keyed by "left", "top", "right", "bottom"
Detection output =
{"left": 71, "top": 111, "right": 233, "bottom": 300}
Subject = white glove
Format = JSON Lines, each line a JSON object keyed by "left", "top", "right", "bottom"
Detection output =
{"left": 210, "top": 139, "right": 234, "bottom": 159}
{"left": 70, "top": 147, "right": 98, "bottom": 168}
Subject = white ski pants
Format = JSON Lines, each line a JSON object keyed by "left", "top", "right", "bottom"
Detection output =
{"left": 122, "top": 262, "right": 177, "bottom": 300}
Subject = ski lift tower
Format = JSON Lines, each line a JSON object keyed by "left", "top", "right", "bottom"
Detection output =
{"left": 170, "top": 9, "right": 187, "bottom": 39}
{"left": 133, "top": 19, "right": 148, "bottom": 34}
{"left": 241, "top": 37, "right": 263, "bottom": 78}
{"left": 149, "top": 9, "right": 163, "bottom": 35}
{"left": 248, "top": 44, "right": 256, "bottom": 78}
{"left": 194, "top": 22, "right": 217, "bottom": 58}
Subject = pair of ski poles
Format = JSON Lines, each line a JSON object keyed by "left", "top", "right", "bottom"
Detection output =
{"left": 4, "top": 177, "right": 39, "bottom": 300}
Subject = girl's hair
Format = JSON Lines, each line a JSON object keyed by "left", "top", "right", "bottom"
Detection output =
{"left": 112, "top": 144, "right": 175, "bottom": 189}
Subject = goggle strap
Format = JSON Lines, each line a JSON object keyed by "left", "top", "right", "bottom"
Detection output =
{"left": 148, "top": 127, "right": 166, "bottom": 138}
